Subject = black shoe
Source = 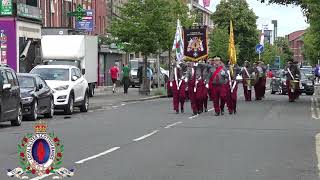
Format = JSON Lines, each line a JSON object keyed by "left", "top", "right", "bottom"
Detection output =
{"left": 193, "top": 112, "right": 198, "bottom": 116}
{"left": 215, "top": 112, "right": 220, "bottom": 116}
{"left": 205, "top": 109, "right": 208, "bottom": 112}
{"left": 181, "top": 109, "right": 184, "bottom": 113}
{"left": 221, "top": 110, "right": 224, "bottom": 115}
{"left": 229, "top": 111, "right": 233, "bottom": 115}
{"left": 234, "top": 109, "right": 237, "bottom": 114}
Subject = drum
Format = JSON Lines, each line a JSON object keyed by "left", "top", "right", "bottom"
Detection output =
{"left": 290, "top": 80, "right": 299, "bottom": 93}
{"left": 245, "top": 78, "right": 253, "bottom": 90}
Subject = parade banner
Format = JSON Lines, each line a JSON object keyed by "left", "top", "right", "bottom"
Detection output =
{"left": 183, "top": 26, "right": 208, "bottom": 62}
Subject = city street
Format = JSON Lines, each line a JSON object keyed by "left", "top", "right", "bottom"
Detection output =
{"left": 1, "top": 87, "right": 320, "bottom": 180}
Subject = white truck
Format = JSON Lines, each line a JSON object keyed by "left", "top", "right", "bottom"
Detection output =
{"left": 40, "top": 35, "right": 98, "bottom": 97}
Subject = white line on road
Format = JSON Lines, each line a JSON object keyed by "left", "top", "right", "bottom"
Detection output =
{"left": 208, "top": 108, "right": 214, "bottom": 112}
{"left": 30, "top": 173, "right": 54, "bottom": 180}
{"left": 165, "top": 121, "right": 182, "bottom": 129}
{"left": 133, "top": 130, "right": 159, "bottom": 142}
{"left": 75, "top": 147, "right": 120, "bottom": 164}
{"left": 188, "top": 114, "right": 198, "bottom": 119}
{"left": 112, "top": 106, "right": 119, "bottom": 108}
{"left": 315, "top": 133, "right": 320, "bottom": 176}
{"left": 311, "top": 97, "right": 320, "bottom": 119}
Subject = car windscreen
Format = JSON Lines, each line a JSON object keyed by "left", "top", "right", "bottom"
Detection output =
{"left": 30, "top": 68, "right": 69, "bottom": 81}
{"left": 44, "top": 60, "right": 81, "bottom": 69}
{"left": 18, "top": 76, "right": 35, "bottom": 88}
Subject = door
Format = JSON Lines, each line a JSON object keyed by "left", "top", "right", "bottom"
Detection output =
{"left": 75, "top": 68, "right": 87, "bottom": 99}
{"left": 40, "top": 77, "right": 52, "bottom": 112}
{"left": 71, "top": 68, "right": 82, "bottom": 102}
{"left": 0, "top": 70, "right": 10, "bottom": 120}
{"left": 5, "top": 70, "right": 20, "bottom": 119}
{"left": 35, "top": 76, "right": 48, "bottom": 114}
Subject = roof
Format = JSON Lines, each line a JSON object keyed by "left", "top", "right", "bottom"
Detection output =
{"left": 287, "top": 30, "right": 305, "bottom": 42}
{"left": 33, "top": 65, "right": 76, "bottom": 69}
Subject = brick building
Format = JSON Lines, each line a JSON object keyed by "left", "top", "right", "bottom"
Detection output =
{"left": 287, "top": 30, "right": 305, "bottom": 63}
{"left": 37, "top": 0, "right": 106, "bottom": 35}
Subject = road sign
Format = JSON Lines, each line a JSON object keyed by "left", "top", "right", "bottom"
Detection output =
{"left": 75, "top": 10, "right": 94, "bottom": 32}
{"left": 255, "top": 44, "right": 264, "bottom": 54}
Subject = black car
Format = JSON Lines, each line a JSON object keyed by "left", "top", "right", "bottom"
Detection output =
{"left": 17, "top": 73, "right": 54, "bottom": 120}
{"left": 0, "top": 65, "right": 22, "bottom": 126}
{"left": 270, "top": 70, "right": 287, "bottom": 95}
{"left": 300, "top": 73, "right": 314, "bottom": 95}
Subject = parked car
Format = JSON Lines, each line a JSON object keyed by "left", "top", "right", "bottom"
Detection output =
{"left": 300, "top": 72, "right": 314, "bottom": 95}
{"left": 270, "top": 69, "right": 287, "bottom": 95}
{"left": 17, "top": 73, "right": 54, "bottom": 120}
{"left": 152, "top": 67, "right": 169, "bottom": 88}
{"left": 30, "top": 65, "right": 89, "bottom": 115}
{"left": 0, "top": 65, "right": 22, "bottom": 126}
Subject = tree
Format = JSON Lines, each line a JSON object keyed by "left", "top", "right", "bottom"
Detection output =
{"left": 262, "top": 43, "right": 277, "bottom": 65}
{"left": 209, "top": 27, "right": 229, "bottom": 60}
{"left": 211, "top": 0, "right": 259, "bottom": 65}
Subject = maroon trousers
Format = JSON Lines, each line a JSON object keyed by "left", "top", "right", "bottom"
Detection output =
{"left": 195, "top": 80, "right": 208, "bottom": 112}
{"left": 254, "top": 78, "right": 264, "bottom": 100}
{"left": 226, "top": 81, "right": 238, "bottom": 113}
{"left": 188, "top": 79, "right": 198, "bottom": 114}
{"left": 262, "top": 77, "right": 266, "bottom": 97}
{"left": 243, "top": 82, "right": 251, "bottom": 101}
{"left": 210, "top": 84, "right": 226, "bottom": 113}
{"left": 172, "top": 80, "right": 186, "bottom": 112}
{"left": 286, "top": 80, "right": 300, "bottom": 102}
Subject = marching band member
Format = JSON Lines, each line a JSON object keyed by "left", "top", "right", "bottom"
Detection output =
{"left": 207, "top": 56, "right": 228, "bottom": 116}
{"left": 194, "top": 62, "right": 208, "bottom": 114}
{"left": 260, "top": 61, "right": 267, "bottom": 98}
{"left": 253, "top": 62, "right": 264, "bottom": 100}
{"left": 284, "top": 59, "right": 301, "bottom": 102}
{"left": 187, "top": 62, "right": 198, "bottom": 115}
{"left": 170, "top": 61, "right": 187, "bottom": 113}
{"left": 241, "top": 60, "right": 253, "bottom": 101}
{"left": 226, "top": 63, "right": 239, "bottom": 114}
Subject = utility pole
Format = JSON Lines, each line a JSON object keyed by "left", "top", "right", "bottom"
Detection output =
{"left": 157, "top": 52, "right": 160, "bottom": 90}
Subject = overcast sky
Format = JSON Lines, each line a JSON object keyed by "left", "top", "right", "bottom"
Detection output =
{"left": 198, "top": 0, "right": 309, "bottom": 36}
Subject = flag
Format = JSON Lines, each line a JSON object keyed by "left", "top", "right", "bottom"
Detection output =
{"left": 172, "top": 19, "right": 184, "bottom": 61}
{"left": 228, "top": 20, "right": 237, "bottom": 65}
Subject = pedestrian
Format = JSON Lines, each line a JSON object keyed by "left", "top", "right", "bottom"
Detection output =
{"left": 241, "top": 60, "right": 253, "bottom": 101}
{"left": 315, "top": 64, "right": 320, "bottom": 84}
{"left": 170, "top": 61, "right": 186, "bottom": 114}
{"left": 187, "top": 62, "right": 198, "bottom": 115}
{"left": 284, "top": 59, "right": 300, "bottom": 102}
{"left": 109, "top": 63, "right": 119, "bottom": 93}
{"left": 207, "top": 56, "right": 228, "bottom": 116}
{"left": 122, "top": 63, "right": 131, "bottom": 94}
{"left": 147, "top": 67, "right": 153, "bottom": 91}
{"left": 195, "top": 62, "right": 209, "bottom": 114}
{"left": 226, "top": 63, "right": 238, "bottom": 114}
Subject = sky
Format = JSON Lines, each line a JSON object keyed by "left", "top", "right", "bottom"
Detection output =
{"left": 198, "top": 0, "right": 309, "bottom": 36}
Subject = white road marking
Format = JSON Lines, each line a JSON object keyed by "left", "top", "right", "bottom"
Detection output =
{"left": 112, "top": 106, "right": 118, "bottom": 108}
{"left": 188, "top": 114, "right": 198, "bottom": 119}
{"left": 133, "top": 130, "right": 159, "bottom": 142}
{"left": 88, "top": 110, "right": 94, "bottom": 113}
{"left": 165, "top": 121, "right": 182, "bottom": 129}
{"left": 75, "top": 147, "right": 120, "bottom": 164}
{"left": 315, "top": 133, "right": 320, "bottom": 176}
{"left": 312, "top": 97, "right": 320, "bottom": 119}
{"left": 30, "top": 173, "right": 54, "bottom": 180}
{"left": 121, "top": 103, "right": 126, "bottom": 106}
{"left": 208, "top": 108, "right": 214, "bottom": 112}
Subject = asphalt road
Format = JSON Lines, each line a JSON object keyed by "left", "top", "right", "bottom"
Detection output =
{"left": 1, "top": 87, "right": 320, "bottom": 180}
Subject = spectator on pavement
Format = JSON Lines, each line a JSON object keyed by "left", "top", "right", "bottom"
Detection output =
{"left": 122, "top": 64, "right": 131, "bottom": 94}
{"left": 315, "top": 65, "right": 320, "bottom": 84}
{"left": 109, "top": 63, "right": 119, "bottom": 93}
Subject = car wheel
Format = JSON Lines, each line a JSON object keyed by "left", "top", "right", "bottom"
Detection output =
{"left": 11, "top": 104, "right": 22, "bottom": 126}
{"left": 44, "top": 98, "right": 54, "bottom": 118}
{"left": 80, "top": 93, "right": 89, "bottom": 112}
{"left": 64, "top": 94, "right": 74, "bottom": 115}
{"left": 132, "top": 85, "right": 135, "bottom": 88}
{"left": 271, "top": 89, "right": 276, "bottom": 94}
{"left": 27, "top": 101, "right": 38, "bottom": 121}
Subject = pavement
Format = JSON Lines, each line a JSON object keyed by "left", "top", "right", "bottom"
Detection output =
{"left": 1, "top": 85, "right": 320, "bottom": 180}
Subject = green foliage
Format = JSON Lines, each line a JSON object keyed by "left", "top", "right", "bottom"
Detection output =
{"left": 209, "top": 27, "right": 229, "bottom": 60}
{"left": 109, "top": 0, "right": 194, "bottom": 55}
{"left": 261, "top": 37, "right": 293, "bottom": 68}
{"left": 212, "top": 0, "right": 259, "bottom": 65}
